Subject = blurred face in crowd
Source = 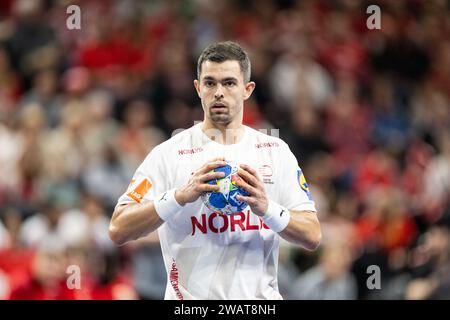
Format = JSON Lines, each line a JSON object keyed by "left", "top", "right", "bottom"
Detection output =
{"left": 32, "top": 250, "right": 67, "bottom": 287}
{"left": 322, "top": 241, "right": 353, "bottom": 280}
{"left": 194, "top": 60, "right": 255, "bottom": 129}
{"left": 124, "top": 100, "right": 153, "bottom": 129}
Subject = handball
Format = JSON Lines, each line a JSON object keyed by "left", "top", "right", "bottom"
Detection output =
{"left": 201, "top": 161, "right": 250, "bottom": 215}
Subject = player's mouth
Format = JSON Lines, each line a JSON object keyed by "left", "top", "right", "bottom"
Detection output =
{"left": 210, "top": 102, "right": 228, "bottom": 113}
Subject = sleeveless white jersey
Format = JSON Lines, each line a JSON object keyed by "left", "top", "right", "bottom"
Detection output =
{"left": 117, "top": 123, "right": 317, "bottom": 300}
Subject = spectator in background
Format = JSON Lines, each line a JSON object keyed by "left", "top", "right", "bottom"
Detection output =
{"left": 422, "top": 132, "right": 450, "bottom": 222}
{"left": 405, "top": 224, "right": 450, "bottom": 300}
{"left": 9, "top": 235, "right": 72, "bottom": 300}
{"left": 277, "top": 239, "right": 302, "bottom": 299}
{"left": 0, "top": 114, "right": 24, "bottom": 203}
{"left": 19, "top": 68, "right": 62, "bottom": 128}
{"left": 286, "top": 100, "right": 330, "bottom": 166}
{"left": 56, "top": 192, "right": 114, "bottom": 252}
{"left": 288, "top": 236, "right": 357, "bottom": 300}
{"left": 323, "top": 72, "right": 372, "bottom": 179}
{"left": 126, "top": 232, "right": 167, "bottom": 300}
{"left": 88, "top": 250, "right": 137, "bottom": 300}
{"left": 116, "top": 98, "right": 166, "bottom": 170}
{"left": 19, "top": 199, "right": 66, "bottom": 249}
{"left": 81, "top": 89, "right": 119, "bottom": 162}
{"left": 82, "top": 145, "right": 130, "bottom": 211}
{"left": 0, "top": 46, "right": 21, "bottom": 111}
{"left": 8, "top": 0, "right": 60, "bottom": 87}
{"left": 0, "top": 268, "right": 10, "bottom": 299}
{"left": 0, "top": 206, "right": 34, "bottom": 298}
{"left": 370, "top": 76, "right": 411, "bottom": 154}
{"left": 269, "top": 40, "right": 333, "bottom": 112}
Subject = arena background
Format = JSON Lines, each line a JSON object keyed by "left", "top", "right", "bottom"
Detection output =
{"left": 0, "top": 0, "right": 449, "bottom": 300}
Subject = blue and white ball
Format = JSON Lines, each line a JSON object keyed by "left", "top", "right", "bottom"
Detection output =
{"left": 201, "top": 161, "right": 250, "bottom": 215}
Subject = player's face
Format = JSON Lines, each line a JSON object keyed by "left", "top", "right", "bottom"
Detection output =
{"left": 194, "top": 60, "right": 255, "bottom": 127}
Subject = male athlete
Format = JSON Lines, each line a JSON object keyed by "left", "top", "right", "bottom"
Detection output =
{"left": 109, "top": 41, "right": 321, "bottom": 300}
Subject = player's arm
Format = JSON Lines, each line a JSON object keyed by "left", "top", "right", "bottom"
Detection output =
{"left": 278, "top": 210, "right": 321, "bottom": 250}
{"left": 109, "top": 201, "right": 164, "bottom": 245}
{"left": 236, "top": 164, "right": 321, "bottom": 251}
{"left": 109, "top": 158, "right": 226, "bottom": 245}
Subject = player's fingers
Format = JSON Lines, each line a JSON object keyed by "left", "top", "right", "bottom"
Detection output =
{"left": 198, "top": 160, "right": 227, "bottom": 174}
{"left": 199, "top": 171, "right": 225, "bottom": 182}
{"left": 197, "top": 183, "right": 220, "bottom": 193}
{"left": 236, "top": 195, "right": 256, "bottom": 205}
{"left": 194, "top": 162, "right": 223, "bottom": 176}
{"left": 237, "top": 168, "right": 261, "bottom": 188}
{"left": 203, "top": 157, "right": 226, "bottom": 168}
{"left": 239, "top": 164, "right": 261, "bottom": 180}
{"left": 234, "top": 178, "right": 258, "bottom": 196}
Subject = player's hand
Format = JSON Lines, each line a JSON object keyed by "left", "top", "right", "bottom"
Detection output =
{"left": 175, "top": 157, "right": 227, "bottom": 206}
{"left": 235, "top": 164, "right": 268, "bottom": 216}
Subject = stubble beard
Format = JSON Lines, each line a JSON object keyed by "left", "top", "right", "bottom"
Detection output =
{"left": 209, "top": 111, "right": 231, "bottom": 125}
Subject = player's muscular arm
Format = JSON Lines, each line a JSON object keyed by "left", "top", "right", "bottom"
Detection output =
{"left": 109, "top": 201, "right": 164, "bottom": 245}
{"left": 279, "top": 210, "right": 321, "bottom": 250}
{"left": 236, "top": 164, "right": 321, "bottom": 251}
{"left": 109, "top": 158, "right": 226, "bottom": 245}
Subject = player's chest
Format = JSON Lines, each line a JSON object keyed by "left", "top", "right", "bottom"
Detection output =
{"left": 171, "top": 147, "right": 279, "bottom": 189}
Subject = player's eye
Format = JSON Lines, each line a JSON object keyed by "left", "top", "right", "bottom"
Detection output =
{"left": 224, "top": 81, "right": 236, "bottom": 87}
{"left": 204, "top": 81, "right": 215, "bottom": 87}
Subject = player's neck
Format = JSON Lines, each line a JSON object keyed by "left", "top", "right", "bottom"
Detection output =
{"left": 201, "top": 120, "right": 245, "bottom": 145}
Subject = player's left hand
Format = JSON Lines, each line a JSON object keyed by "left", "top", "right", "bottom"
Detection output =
{"left": 235, "top": 164, "right": 268, "bottom": 217}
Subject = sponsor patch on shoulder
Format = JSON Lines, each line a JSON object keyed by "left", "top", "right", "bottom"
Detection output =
{"left": 127, "top": 178, "right": 152, "bottom": 203}
{"left": 297, "top": 169, "right": 312, "bottom": 200}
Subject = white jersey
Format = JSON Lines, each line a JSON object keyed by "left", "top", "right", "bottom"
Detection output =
{"left": 117, "top": 123, "right": 317, "bottom": 300}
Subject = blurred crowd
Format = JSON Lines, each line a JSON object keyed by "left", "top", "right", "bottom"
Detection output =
{"left": 0, "top": 0, "right": 449, "bottom": 300}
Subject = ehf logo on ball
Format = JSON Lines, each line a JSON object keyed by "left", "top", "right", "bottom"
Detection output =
{"left": 201, "top": 161, "right": 250, "bottom": 216}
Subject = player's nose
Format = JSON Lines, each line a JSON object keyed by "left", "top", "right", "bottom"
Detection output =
{"left": 214, "top": 84, "right": 224, "bottom": 99}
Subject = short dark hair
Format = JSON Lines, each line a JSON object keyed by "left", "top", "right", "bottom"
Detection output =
{"left": 197, "top": 41, "right": 251, "bottom": 83}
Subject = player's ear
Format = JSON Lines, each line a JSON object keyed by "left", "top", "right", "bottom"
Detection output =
{"left": 243, "top": 81, "right": 256, "bottom": 100}
{"left": 194, "top": 79, "right": 201, "bottom": 98}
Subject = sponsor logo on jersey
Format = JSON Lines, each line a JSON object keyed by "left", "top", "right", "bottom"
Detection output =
{"left": 127, "top": 178, "right": 152, "bottom": 203}
{"left": 258, "top": 165, "right": 274, "bottom": 184}
{"left": 126, "top": 179, "right": 136, "bottom": 192}
{"left": 258, "top": 164, "right": 273, "bottom": 177}
{"left": 170, "top": 258, "right": 184, "bottom": 300}
{"left": 191, "top": 210, "right": 270, "bottom": 236}
{"left": 255, "top": 142, "right": 280, "bottom": 149}
{"left": 297, "top": 169, "right": 312, "bottom": 200}
{"left": 178, "top": 147, "right": 204, "bottom": 155}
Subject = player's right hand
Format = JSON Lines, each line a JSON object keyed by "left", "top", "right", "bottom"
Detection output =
{"left": 175, "top": 157, "right": 226, "bottom": 206}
